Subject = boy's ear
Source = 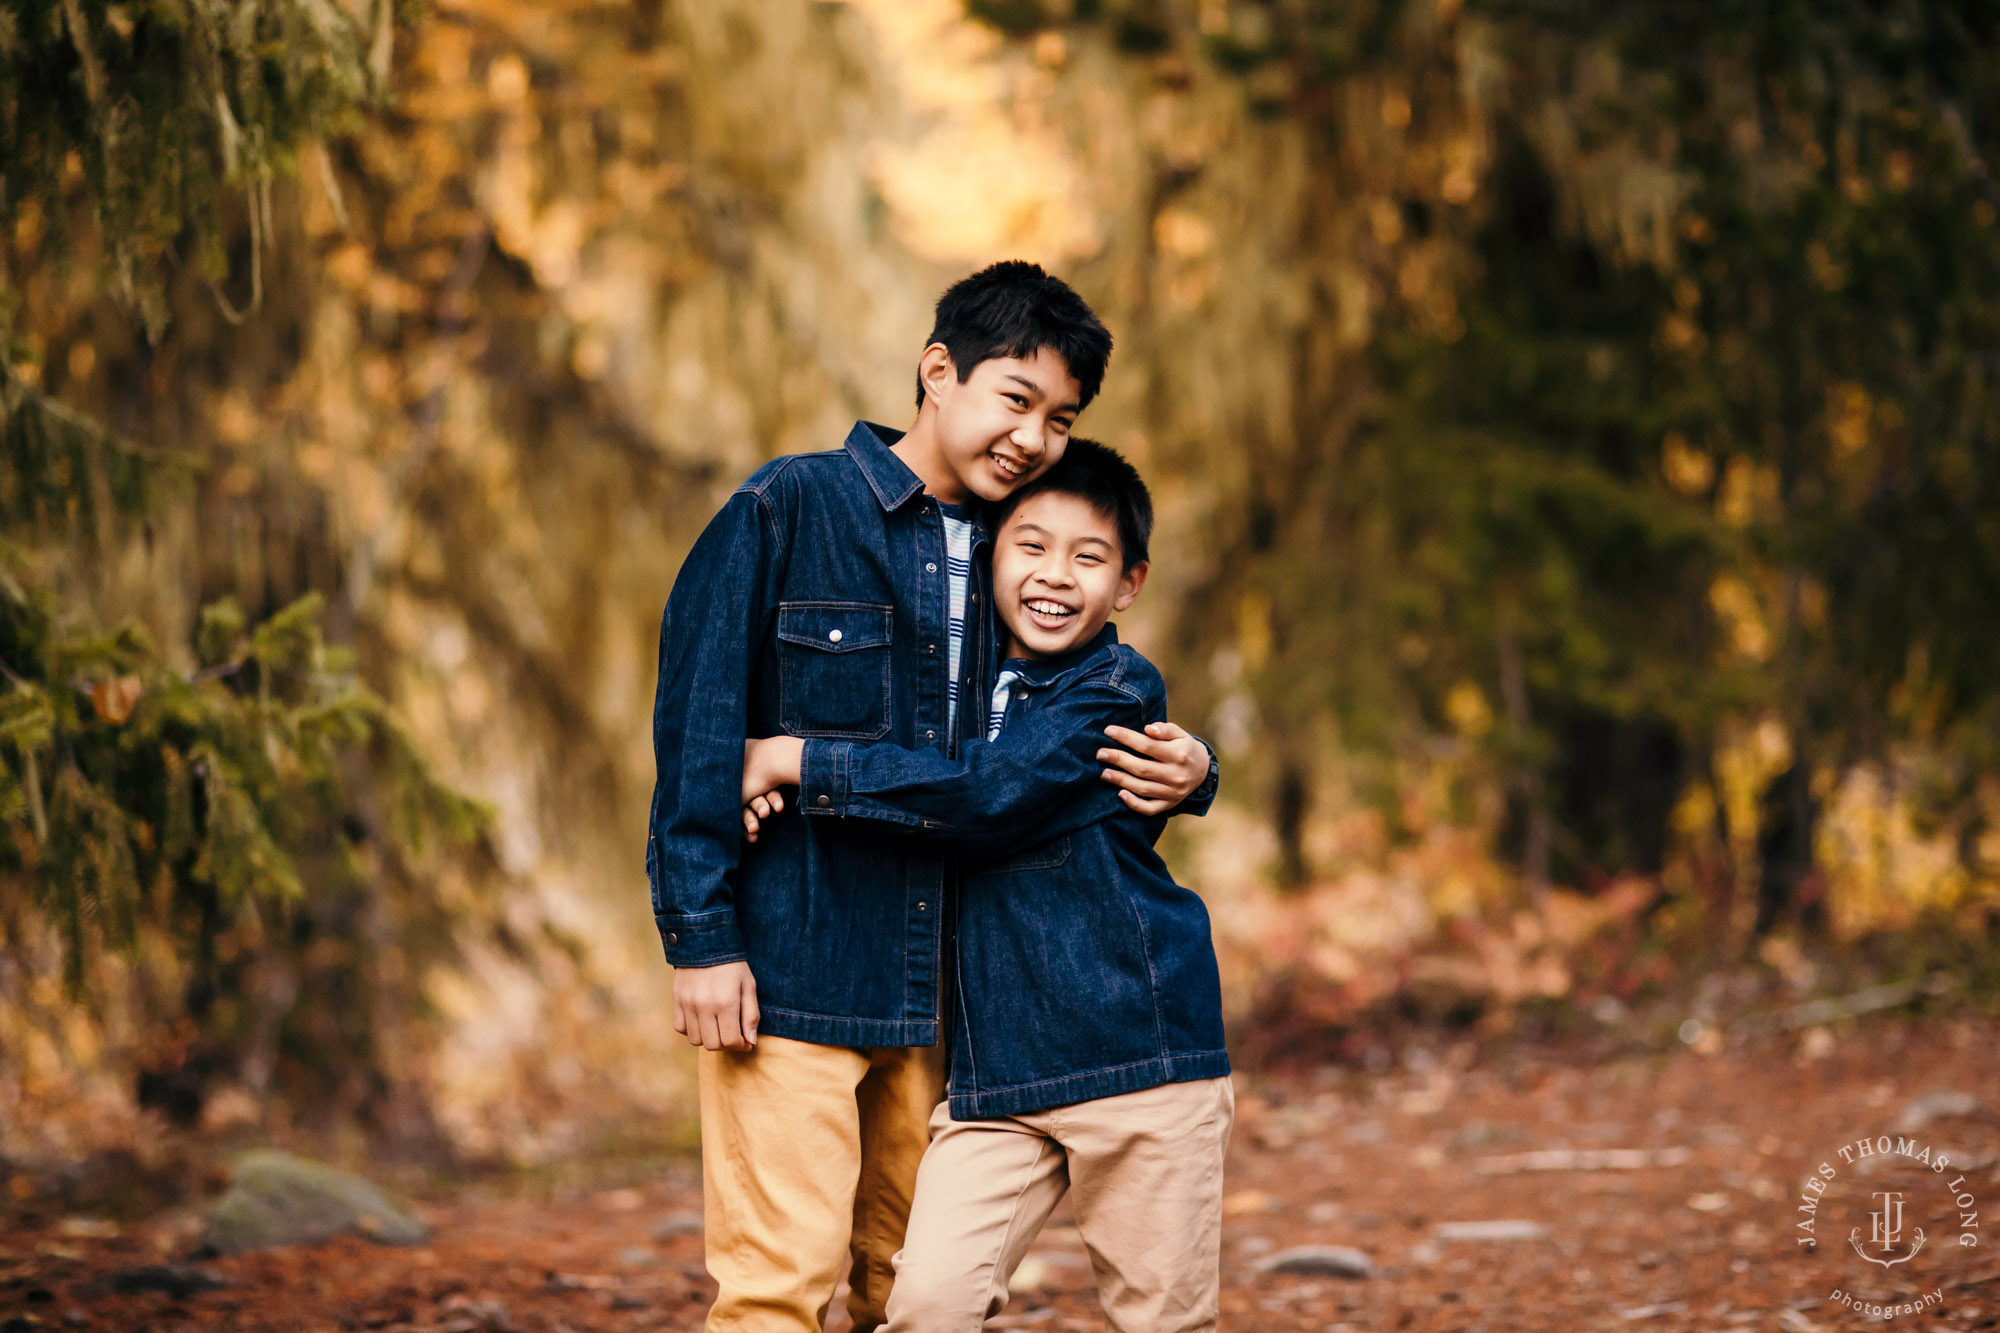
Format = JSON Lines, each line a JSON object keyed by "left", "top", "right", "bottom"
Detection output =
{"left": 918, "top": 343, "right": 956, "bottom": 407}
{"left": 1112, "top": 560, "right": 1149, "bottom": 612}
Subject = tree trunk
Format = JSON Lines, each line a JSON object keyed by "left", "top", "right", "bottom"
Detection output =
{"left": 1754, "top": 754, "right": 1823, "bottom": 941}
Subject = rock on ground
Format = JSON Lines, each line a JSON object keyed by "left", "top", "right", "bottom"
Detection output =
{"left": 1431, "top": 1219, "right": 1549, "bottom": 1242}
{"left": 200, "top": 1149, "right": 430, "bottom": 1256}
{"left": 1254, "top": 1244, "right": 1376, "bottom": 1278}
{"left": 1896, "top": 1090, "right": 1977, "bottom": 1131}
{"left": 651, "top": 1210, "right": 703, "bottom": 1239}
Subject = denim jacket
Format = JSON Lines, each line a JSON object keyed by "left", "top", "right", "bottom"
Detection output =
{"left": 648, "top": 423, "right": 1220, "bottom": 1049}
{"left": 646, "top": 422, "right": 997, "bottom": 1047}
{"left": 799, "top": 625, "right": 1230, "bottom": 1117}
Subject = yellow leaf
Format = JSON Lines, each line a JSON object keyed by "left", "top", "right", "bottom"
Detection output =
{"left": 1222, "top": 1189, "right": 1280, "bottom": 1216}
{"left": 89, "top": 675, "right": 143, "bottom": 725}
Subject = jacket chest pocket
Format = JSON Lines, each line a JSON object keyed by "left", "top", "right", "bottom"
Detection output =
{"left": 777, "top": 601, "right": 894, "bottom": 739}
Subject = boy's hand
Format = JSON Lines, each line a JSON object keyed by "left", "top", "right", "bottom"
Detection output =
{"left": 739, "top": 737, "right": 805, "bottom": 843}
{"left": 673, "top": 960, "right": 761, "bottom": 1051}
{"left": 1098, "top": 722, "right": 1211, "bottom": 815}
{"left": 740, "top": 737, "right": 805, "bottom": 804}
{"left": 741, "top": 787, "right": 784, "bottom": 842}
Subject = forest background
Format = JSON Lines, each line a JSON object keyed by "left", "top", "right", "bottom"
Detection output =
{"left": 4, "top": 0, "right": 1998, "bottom": 1185}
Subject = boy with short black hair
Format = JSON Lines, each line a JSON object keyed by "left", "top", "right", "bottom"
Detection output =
{"left": 741, "top": 440, "right": 1233, "bottom": 1332}
{"left": 647, "top": 264, "right": 1217, "bottom": 1331}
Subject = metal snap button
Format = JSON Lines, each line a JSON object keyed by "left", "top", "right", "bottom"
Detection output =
{"left": 667, "top": 932, "right": 679, "bottom": 944}
{"left": 817, "top": 794, "right": 831, "bottom": 808}
{"left": 829, "top": 629, "right": 843, "bottom": 643}
{"left": 926, "top": 562, "right": 937, "bottom": 572}
{"left": 916, "top": 902, "right": 928, "bottom": 912}
{"left": 925, "top": 729, "right": 935, "bottom": 740}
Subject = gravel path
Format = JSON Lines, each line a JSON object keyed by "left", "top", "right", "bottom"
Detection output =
{"left": 5, "top": 1017, "right": 1996, "bottom": 1331}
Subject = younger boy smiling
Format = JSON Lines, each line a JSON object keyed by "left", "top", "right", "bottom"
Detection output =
{"left": 742, "top": 440, "right": 1232, "bottom": 1331}
{"left": 647, "top": 263, "right": 1216, "bottom": 1331}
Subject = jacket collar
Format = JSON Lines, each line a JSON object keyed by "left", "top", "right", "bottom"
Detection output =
{"left": 844, "top": 420, "right": 926, "bottom": 511}
{"left": 1001, "top": 622, "right": 1119, "bottom": 688}
{"left": 845, "top": 420, "right": 994, "bottom": 549}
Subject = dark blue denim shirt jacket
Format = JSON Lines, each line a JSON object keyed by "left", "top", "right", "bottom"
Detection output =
{"left": 798, "top": 624, "right": 1230, "bottom": 1118}
{"left": 647, "top": 422, "right": 1219, "bottom": 1048}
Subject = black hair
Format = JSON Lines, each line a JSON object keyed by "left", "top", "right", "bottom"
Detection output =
{"left": 999, "top": 437, "right": 1152, "bottom": 570}
{"left": 916, "top": 260, "right": 1113, "bottom": 412}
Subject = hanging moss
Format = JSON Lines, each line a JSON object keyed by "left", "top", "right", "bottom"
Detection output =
{"left": 0, "top": 0, "right": 403, "bottom": 339}
{"left": 0, "top": 0, "right": 508, "bottom": 1133}
{"left": 971, "top": 1, "right": 2000, "bottom": 914}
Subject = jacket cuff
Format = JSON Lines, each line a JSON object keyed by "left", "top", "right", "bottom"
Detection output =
{"left": 656, "top": 908, "right": 747, "bottom": 967}
{"left": 800, "top": 739, "right": 851, "bottom": 817}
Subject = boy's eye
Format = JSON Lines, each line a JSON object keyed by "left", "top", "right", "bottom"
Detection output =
{"left": 1052, "top": 418, "right": 1073, "bottom": 434}
{"left": 1004, "top": 393, "right": 1029, "bottom": 408}
{"left": 1018, "top": 541, "right": 1043, "bottom": 553}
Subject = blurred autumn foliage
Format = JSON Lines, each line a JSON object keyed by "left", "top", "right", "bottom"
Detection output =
{"left": 3, "top": 0, "right": 1999, "bottom": 1181}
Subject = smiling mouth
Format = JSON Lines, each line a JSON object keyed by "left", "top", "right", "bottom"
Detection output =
{"left": 991, "top": 453, "right": 1028, "bottom": 480}
{"left": 1023, "top": 598, "right": 1077, "bottom": 628}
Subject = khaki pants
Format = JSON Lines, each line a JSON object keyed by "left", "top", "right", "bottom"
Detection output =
{"left": 699, "top": 1034, "right": 947, "bottom": 1332}
{"left": 884, "top": 1077, "right": 1235, "bottom": 1333}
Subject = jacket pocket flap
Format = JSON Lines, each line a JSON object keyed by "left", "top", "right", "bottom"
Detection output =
{"left": 989, "top": 833, "right": 1072, "bottom": 873}
{"left": 777, "top": 601, "right": 893, "bottom": 653}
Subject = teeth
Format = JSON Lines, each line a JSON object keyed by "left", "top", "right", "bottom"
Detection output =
{"left": 1026, "top": 600, "right": 1074, "bottom": 617}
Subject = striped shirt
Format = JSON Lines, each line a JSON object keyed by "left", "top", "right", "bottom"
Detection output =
{"left": 988, "top": 666, "right": 1025, "bottom": 740}
{"left": 938, "top": 503, "right": 976, "bottom": 746}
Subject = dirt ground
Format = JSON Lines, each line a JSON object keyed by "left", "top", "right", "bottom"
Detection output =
{"left": 4, "top": 1016, "right": 1997, "bottom": 1331}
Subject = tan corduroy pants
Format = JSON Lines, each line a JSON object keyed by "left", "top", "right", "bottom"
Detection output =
{"left": 698, "top": 1034, "right": 947, "bottom": 1332}
{"left": 883, "top": 1076, "right": 1235, "bottom": 1333}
